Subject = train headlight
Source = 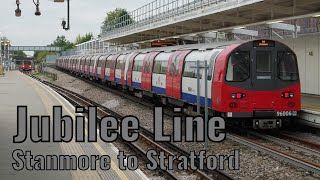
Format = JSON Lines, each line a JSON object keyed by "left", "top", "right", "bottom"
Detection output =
{"left": 281, "top": 92, "right": 294, "bottom": 98}
{"left": 231, "top": 92, "right": 246, "bottom": 99}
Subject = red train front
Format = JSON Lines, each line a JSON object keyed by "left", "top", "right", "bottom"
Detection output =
{"left": 213, "top": 40, "right": 301, "bottom": 129}
{"left": 20, "top": 60, "right": 33, "bottom": 71}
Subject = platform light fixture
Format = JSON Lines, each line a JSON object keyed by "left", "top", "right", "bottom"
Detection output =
{"left": 34, "top": 0, "right": 41, "bottom": 16}
{"left": 62, "top": 0, "right": 70, "bottom": 30}
{"left": 15, "top": 0, "right": 21, "bottom": 17}
{"left": 313, "top": 14, "right": 320, "bottom": 17}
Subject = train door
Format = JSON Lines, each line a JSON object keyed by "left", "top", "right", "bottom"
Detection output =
{"left": 121, "top": 54, "right": 130, "bottom": 85}
{"left": 127, "top": 53, "right": 140, "bottom": 87}
{"left": 110, "top": 54, "right": 121, "bottom": 82}
{"left": 81, "top": 57, "right": 86, "bottom": 75}
{"left": 100, "top": 55, "right": 110, "bottom": 81}
{"left": 142, "top": 52, "right": 160, "bottom": 91}
{"left": 166, "top": 50, "right": 191, "bottom": 98}
{"left": 251, "top": 46, "right": 277, "bottom": 109}
{"left": 115, "top": 55, "right": 126, "bottom": 84}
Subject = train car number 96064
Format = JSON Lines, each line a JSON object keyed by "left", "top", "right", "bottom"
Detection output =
{"left": 276, "top": 111, "right": 297, "bottom": 117}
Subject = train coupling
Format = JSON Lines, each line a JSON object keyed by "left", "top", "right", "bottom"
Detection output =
{"left": 253, "top": 119, "right": 282, "bottom": 129}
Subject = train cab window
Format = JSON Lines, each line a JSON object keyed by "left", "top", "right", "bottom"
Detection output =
{"left": 278, "top": 51, "right": 299, "bottom": 81}
{"left": 183, "top": 61, "right": 202, "bottom": 79}
{"left": 256, "top": 51, "right": 272, "bottom": 73}
{"left": 226, "top": 51, "right": 250, "bottom": 82}
{"left": 24, "top": 61, "right": 32, "bottom": 65}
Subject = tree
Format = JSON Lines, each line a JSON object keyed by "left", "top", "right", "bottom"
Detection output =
{"left": 75, "top": 33, "right": 93, "bottom": 45}
{"left": 36, "top": 51, "right": 55, "bottom": 63}
{"left": 34, "top": 35, "right": 73, "bottom": 63}
{"left": 102, "top": 8, "right": 133, "bottom": 31}
{"left": 51, "top": 35, "right": 74, "bottom": 50}
{"left": 12, "top": 51, "right": 27, "bottom": 60}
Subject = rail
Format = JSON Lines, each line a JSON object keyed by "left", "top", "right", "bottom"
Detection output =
{"left": 228, "top": 133, "right": 320, "bottom": 175}
{"left": 27, "top": 72, "right": 233, "bottom": 180}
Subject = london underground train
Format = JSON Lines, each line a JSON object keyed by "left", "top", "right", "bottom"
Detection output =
{"left": 56, "top": 39, "right": 301, "bottom": 129}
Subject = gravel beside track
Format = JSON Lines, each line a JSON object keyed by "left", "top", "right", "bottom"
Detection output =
{"left": 283, "top": 131, "right": 320, "bottom": 145}
{"left": 40, "top": 67, "right": 320, "bottom": 179}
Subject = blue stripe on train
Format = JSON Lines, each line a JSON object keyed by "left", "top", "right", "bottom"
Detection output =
{"left": 182, "top": 93, "right": 212, "bottom": 107}
{"left": 132, "top": 82, "right": 141, "bottom": 88}
{"left": 152, "top": 86, "right": 166, "bottom": 95}
{"left": 115, "top": 78, "right": 121, "bottom": 84}
{"left": 105, "top": 75, "right": 110, "bottom": 81}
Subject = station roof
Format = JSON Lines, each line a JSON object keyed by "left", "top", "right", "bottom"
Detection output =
{"left": 100, "top": 0, "right": 320, "bottom": 45}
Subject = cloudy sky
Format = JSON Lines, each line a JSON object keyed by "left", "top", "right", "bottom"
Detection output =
{"left": 0, "top": 0, "right": 151, "bottom": 46}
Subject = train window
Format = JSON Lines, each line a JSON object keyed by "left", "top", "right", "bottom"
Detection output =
{"left": 144, "top": 60, "right": 150, "bottom": 73}
{"left": 174, "top": 53, "right": 183, "bottom": 76}
{"left": 24, "top": 61, "right": 32, "bottom": 65}
{"left": 160, "top": 61, "right": 168, "bottom": 74}
{"left": 90, "top": 58, "right": 95, "bottom": 66}
{"left": 278, "top": 52, "right": 299, "bottom": 81}
{"left": 86, "top": 57, "right": 91, "bottom": 66}
{"left": 153, "top": 60, "right": 167, "bottom": 74}
{"left": 226, "top": 51, "right": 250, "bottom": 82}
{"left": 207, "top": 51, "right": 221, "bottom": 80}
{"left": 256, "top": 51, "right": 272, "bottom": 73}
{"left": 183, "top": 61, "right": 202, "bottom": 79}
{"left": 144, "top": 55, "right": 153, "bottom": 73}
{"left": 105, "top": 60, "right": 111, "bottom": 68}
{"left": 116, "top": 60, "right": 122, "bottom": 69}
{"left": 133, "top": 60, "right": 143, "bottom": 72}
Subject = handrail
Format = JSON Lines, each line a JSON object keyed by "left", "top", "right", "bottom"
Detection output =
{"left": 101, "top": 0, "right": 252, "bottom": 38}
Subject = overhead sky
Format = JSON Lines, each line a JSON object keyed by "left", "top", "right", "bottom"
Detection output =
{"left": 0, "top": 0, "right": 151, "bottom": 46}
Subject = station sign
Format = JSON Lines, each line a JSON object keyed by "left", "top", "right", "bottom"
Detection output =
{"left": 151, "top": 41, "right": 177, "bottom": 47}
{"left": 253, "top": 40, "right": 275, "bottom": 47}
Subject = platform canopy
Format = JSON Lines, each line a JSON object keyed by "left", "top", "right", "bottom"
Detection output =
{"left": 100, "top": 0, "right": 320, "bottom": 45}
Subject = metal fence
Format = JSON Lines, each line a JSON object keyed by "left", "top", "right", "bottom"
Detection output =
{"left": 100, "top": 0, "right": 251, "bottom": 37}
{"left": 46, "top": 54, "right": 60, "bottom": 64}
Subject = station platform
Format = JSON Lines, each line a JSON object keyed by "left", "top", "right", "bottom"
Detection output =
{"left": 0, "top": 71, "right": 148, "bottom": 180}
{"left": 302, "top": 94, "right": 320, "bottom": 111}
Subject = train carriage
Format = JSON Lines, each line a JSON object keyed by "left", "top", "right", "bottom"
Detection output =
{"left": 57, "top": 39, "right": 301, "bottom": 129}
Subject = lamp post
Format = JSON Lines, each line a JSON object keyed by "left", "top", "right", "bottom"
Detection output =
{"left": 191, "top": 60, "right": 209, "bottom": 149}
{"left": 0, "top": 40, "right": 4, "bottom": 66}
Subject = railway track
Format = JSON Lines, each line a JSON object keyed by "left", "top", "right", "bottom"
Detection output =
{"left": 41, "top": 68, "right": 320, "bottom": 176}
{"left": 227, "top": 133, "right": 320, "bottom": 175}
{"left": 279, "top": 132, "right": 320, "bottom": 150}
{"left": 27, "top": 72, "right": 233, "bottom": 180}
{"left": 248, "top": 131, "right": 320, "bottom": 158}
